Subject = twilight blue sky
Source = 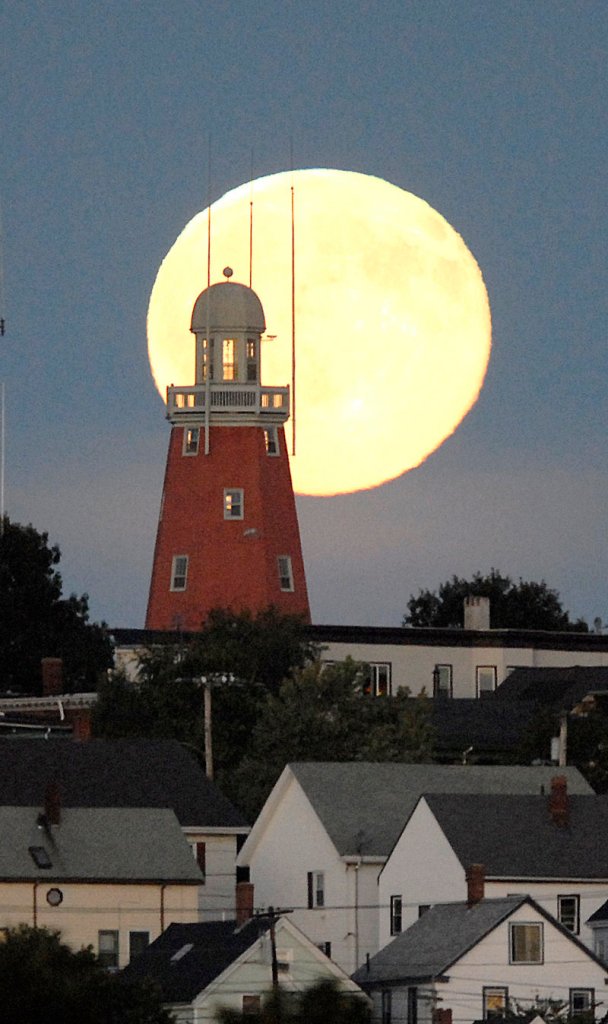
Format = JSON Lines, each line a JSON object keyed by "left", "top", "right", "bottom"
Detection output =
{"left": 1, "top": 1, "right": 606, "bottom": 629}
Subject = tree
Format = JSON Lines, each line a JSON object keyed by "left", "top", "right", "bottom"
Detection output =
{"left": 0, "top": 516, "right": 113, "bottom": 693}
{"left": 403, "top": 569, "right": 588, "bottom": 631}
{"left": 217, "top": 977, "right": 371, "bottom": 1024}
{"left": 0, "top": 925, "right": 173, "bottom": 1024}
{"left": 227, "top": 659, "right": 434, "bottom": 819}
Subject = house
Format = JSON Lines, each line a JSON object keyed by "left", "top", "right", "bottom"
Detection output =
{"left": 0, "top": 737, "right": 249, "bottom": 920}
{"left": 378, "top": 777, "right": 608, "bottom": 951}
{"left": 237, "top": 763, "right": 593, "bottom": 976}
{"left": 353, "top": 891, "right": 608, "bottom": 1024}
{"left": 0, "top": 791, "right": 202, "bottom": 968}
{"left": 122, "top": 894, "right": 367, "bottom": 1023}
{"left": 111, "top": 611, "right": 608, "bottom": 699}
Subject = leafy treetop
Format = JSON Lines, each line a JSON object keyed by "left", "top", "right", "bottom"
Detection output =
{"left": 0, "top": 516, "right": 113, "bottom": 693}
{"left": 403, "top": 569, "right": 588, "bottom": 632}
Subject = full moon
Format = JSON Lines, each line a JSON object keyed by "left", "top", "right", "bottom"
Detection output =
{"left": 148, "top": 169, "right": 491, "bottom": 496}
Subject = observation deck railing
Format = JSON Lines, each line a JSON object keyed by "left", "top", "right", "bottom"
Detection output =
{"left": 166, "top": 383, "right": 289, "bottom": 419}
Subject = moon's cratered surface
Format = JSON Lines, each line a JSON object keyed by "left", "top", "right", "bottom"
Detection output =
{"left": 148, "top": 169, "right": 491, "bottom": 496}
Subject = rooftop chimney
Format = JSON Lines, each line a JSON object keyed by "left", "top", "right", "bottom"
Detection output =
{"left": 434, "top": 1011, "right": 453, "bottom": 1024}
{"left": 236, "top": 881, "right": 254, "bottom": 928}
{"left": 41, "top": 657, "right": 63, "bottom": 696}
{"left": 466, "top": 863, "right": 485, "bottom": 907}
{"left": 44, "top": 781, "right": 61, "bottom": 827}
{"left": 549, "top": 775, "right": 569, "bottom": 828}
{"left": 72, "top": 711, "right": 92, "bottom": 742}
{"left": 464, "top": 596, "right": 490, "bottom": 631}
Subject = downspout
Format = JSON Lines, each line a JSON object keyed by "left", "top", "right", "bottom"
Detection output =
{"left": 160, "top": 884, "right": 168, "bottom": 933}
{"left": 354, "top": 859, "right": 360, "bottom": 970}
{"left": 32, "top": 881, "right": 41, "bottom": 927}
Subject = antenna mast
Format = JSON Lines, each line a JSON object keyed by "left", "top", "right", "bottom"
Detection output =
{"left": 205, "top": 135, "right": 212, "bottom": 455}
{"left": 249, "top": 149, "right": 254, "bottom": 289}
{"left": 290, "top": 141, "right": 296, "bottom": 457}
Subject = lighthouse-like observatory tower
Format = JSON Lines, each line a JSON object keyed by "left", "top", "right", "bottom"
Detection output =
{"left": 145, "top": 269, "right": 310, "bottom": 631}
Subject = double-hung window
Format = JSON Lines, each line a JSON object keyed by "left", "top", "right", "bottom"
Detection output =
{"left": 183, "top": 427, "right": 200, "bottom": 455}
{"left": 364, "top": 663, "right": 392, "bottom": 696}
{"left": 570, "top": 989, "right": 594, "bottom": 1017}
{"left": 224, "top": 488, "right": 244, "bottom": 519}
{"left": 278, "top": 555, "right": 294, "bottom": 592}
{"left": 509, "top": 922, "right": 543, "bottom": 963}
{"left": 558, "top": 894, "right": 579, "bottom": 933}
{"left": 483, "top": 987, "right": 508, "bottom": 1019}
{"left": 433, "top": 664, "right": 452, "bottom": 699}
{"left": 476, "top": 665, "right": 497, "bottom": 698}
{"left": 390, "top": 895, "right": 402, "bottom": 935}
{"left": 98, "top": 930, "right": 119, "bottom": 969}
{"left": 264, "top": 427, "right": 279, "bottom": 455}
{"left": 307, "top": 871, "right": 325, "bottom": 908}
{"left": 170, "top": 555, "right": 188, "bottom": 591}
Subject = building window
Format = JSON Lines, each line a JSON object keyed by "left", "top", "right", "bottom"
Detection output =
{"left": 558, "top": 894, "right": 579, "bottom": 934}
{"left": 390, "top": 895, "right": 402, "bottom": 935}
{"left": 307, "top": 871, "right": 325, "bottom": 908}
{"left": 483, "top": 987, "right": 508, "bottom": 1018}
{"left": 364, "top": 663, "right": 392, "bottom": 697}
{"left": 183, "top": 427, "right": 200, "bottom": 455}
{"left": 407, "top": 986, "right": 417, "bottom": 1024}
{"left": 594, "top": 927, "right": 608, "bottom": 962}
{"left": 200, "top": 336, "right": 215, "bottom": 381}
{"left": 433, "top": 664, "right": 453, "bottom": 699}
{"left": 476, "top": 665, "right": 497, "bottom": 698}
{"left": 222, "top": 337, "right": 237, "bottom": 380}
{"left": 317, "top": 941, "right": 332, "bottom": 958}
{"left": 278, "top": 555, "right": 294, "bottom": 592}
{"left": 170, "top": 555, "right": 188, "bottom": 591}
{"left": 98, "top": 930, "right": 119, "bottom": 969}
{"left": 264, "top": 427, "right": 279, "bottom": 455}
{"left": 192, "top": 841, "right": 206, "bottom": 881}
{"left": 129, "top": 931, "right": 149, "bottom": 962}
{"left": 382, "top": 990, "right": 392, "bottom": 1024}
{"left": 242, "top": 995, "right": 261, "bottom": 1016}
{"left": 570, "top": 989, "right": 594, "bottom": 1017}
{"left": 224, "top": 488, "right": 244, "bottom": 519}
{"left": 276, "top": 948, "right": 293, "bottom": 974}
{"left": 246, "top": 339, "right": 258, "bottom": 382}
{"left": 509, "top": 922, "right": 543, "bottom": 964}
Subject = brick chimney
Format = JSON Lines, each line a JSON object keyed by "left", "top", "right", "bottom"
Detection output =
{"left": 236, "top": 881, "right": 254, "bottom": 927}
{"left": 41, "top": 657, "right": 63, "bottom": 696}
{"left": 71, "top": 711, "right": 92, "bottom": 742}
{"left": 549, "top": 775, "right": 569, "bottom": 828}
{"left": 466, "top": 864, "right": 485, "bottom": 907}
{"left": 463, "top": 596, "right": 490, "bottom": 631}
{"left": 44, "top": 781, "right": 61, "bottom": 826}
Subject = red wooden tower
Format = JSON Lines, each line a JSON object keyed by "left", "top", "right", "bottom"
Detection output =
{"left": 145, "top": 269, "right": 310, "bottom": 630}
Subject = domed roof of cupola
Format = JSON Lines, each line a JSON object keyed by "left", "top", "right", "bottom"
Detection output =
{"left": 191, "top": 275, "right": 266, "bottom": 333}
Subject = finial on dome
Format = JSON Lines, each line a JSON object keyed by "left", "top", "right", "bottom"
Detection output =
{"left": 223, "top": 266, "right": 233, "bottom": 279}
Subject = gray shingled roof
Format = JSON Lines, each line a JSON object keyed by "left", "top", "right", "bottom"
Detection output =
{"left": 353, "top": 897, "right": 527, "bottom": 984}
{"left": 289, "top": 763, "right": 593, "bottom": 857}
{"left": 496, "top": 666, "right": 608, "bottom": 707}
{"left": 122, "top": 919, "right": 271, "bottom": 1002}
{"left": 424, "top": 792, "right": 608, "bottom": 878}
{"left": 0, "top": 738, "right": 248, "bottom": 828}
{"left": 0, "top": 806, "right": 203, "bottom": 882}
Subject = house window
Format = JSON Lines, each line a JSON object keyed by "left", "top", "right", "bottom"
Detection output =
{"left": 476, "top": 665, "right": 497, "bottom": 698}
{"left": 222, "top": 337, "right": 237, "bottom": 380}
{"left": 98, "top": 930, "right": 119, "bottom": 969}
{"left": 483, "top": 987, "right": 508, "bottom": 1018}
{"left": 276, "top": 948, "right": 293, "bottom": 974}
{"left": 242, "top": 995, "right": 261, "bottom": 1016}
{"left": 558, "top": 894, "right": 579, "bottom": 934}
{"left": 307, "top": 871, "right": 325, "bottom": 908}
{"left": 129, "top": 931, "right": 149, "bottom": 962}
{"left": 382, "top": 990, "right": 392, "bottom": 1024}
{"left": 390, "top": 895, "right": 402, "bottom": 935}
{"left": 364, "top": 663, "right": 392, "bottom": 697}
{"left": 170, "top": 555, "right": 188, "bottom": 591}
{"left": 192, "top": 841, "right": 206, "bottom": 881}
{"left": 224, "top": 488, "right": 244, "bottom": 519}
{"left": 246, "top": 339, "right": 258, "bottom": 382}
{"left": 509, "top": 922, "right": 543, "bottom": 963}
{"left": 433, "top": 664, "right": 452, "bottom": 699}
{"left": 264, "top": 427, "right": 279, "bottom": 455}
{"left": 278, "top": 555, "right": 294, "bottom": 592}
{"left": 183, "top": 427, "right": 200, "bottom": 455}
{"left": 570, "top": 989, "right": 594, "bottom": 1016}
{"left": 200, "top": 336, "right": 215, "bottom": 381}
{"left": 594, "top": 927, "right": 608, "bottom": 962}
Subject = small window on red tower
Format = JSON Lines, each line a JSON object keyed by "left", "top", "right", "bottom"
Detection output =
{"left": 183, "top": 428, "right": 199, "bottom": 456}
{"left": 170, "top": 555, "right": 189, "bottom": 591}
{"left": 224, "top": 489, "right": 244, "bottom": 520}
{"left": 264, "top": 428, "right": 279, "bottom": 456}
{"left": 278, "top": 555, "right": 294, "bottom": 592}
